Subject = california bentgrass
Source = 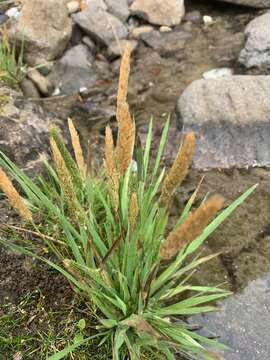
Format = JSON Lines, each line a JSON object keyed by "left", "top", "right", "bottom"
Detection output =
{"left": 0, "top": 44, "right": 257, "bottom": 359}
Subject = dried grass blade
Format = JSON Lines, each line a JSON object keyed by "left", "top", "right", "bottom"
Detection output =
{"left": 160, "top": 194, "right": 224, "bottom": 259}
{"left": 105, "top": 126, "right": 119, "bottom": 211}
{"left": 68, "top": 118, "right": 86, "bottom": 180}
{"left": 0, "top": 167, "right": 32, "bottom": 220}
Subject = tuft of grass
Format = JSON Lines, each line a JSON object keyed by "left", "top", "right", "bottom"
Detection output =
{"left": 0, "top": 44, "right": 257, "bottom": 360}
{"left": 0, "top": 27, "right": 27, "bottom": 87}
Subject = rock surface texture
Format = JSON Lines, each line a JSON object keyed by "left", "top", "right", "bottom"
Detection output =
{"left": 72, "top": 0, "right": 128, "bottom": 46}
{"left": 0, "top": 87, "right": 65, "bottom": 176}
{"left": 177, "top": 76, "right": 270, "bottom": 169}
{"left": 216, "top": 0, "right": 270, "bottom": 7}
{"left": 239, "top": 12, "right": 270, "bottom": 70}
{"left": 191, "top": 275, "right": 270, "bottom": 360}
{"left": 130, "top": 0, "right": 185, "bottom": 26}
{"left": 6, "top": 0, "right": 72, "bottom": 67}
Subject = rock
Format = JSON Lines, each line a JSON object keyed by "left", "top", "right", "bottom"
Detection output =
{"left": 215, "top": 0, "right": 270, "bottom": 8}
{"left": 5, "top": 7, "right": 20, "bottom": 18}
{"left": 239, "top": 12, "right": 270, "bottom": 70}
{"left": 82, "top": 36, "right": 97, "bottom": 55}
{"left": 0, "top": 12, "right": 8, "bottom": 25}
{"left": 203, "top": 15, "right": 214, "bottom": 26}
{"left": 0, "top": 86, "right": 66, "bottom": 176}
{"left": 107, "top": 39, "right": 138, "bottom": 59}
{"left": 140, "top": 30, "right": 191, "bottom": 55}
{"left": 6, "top": 0, "right": 72, "bottom": 67}
{"left": 27, "top": 68, "right": 53, "bottom": 96}
{"left": 104, "top": 0, "right": 129, "bottom": 22}
{"left": 48, "top": 44, "right": 97, "bottom": 94}
{"left": 159, "top": 26, "right": 172, "bottom": 32}
{"left": 131, "top": 25, "right": 154, "bottom": 38}
{"left": 130, "top": 0, "right": 185, "bottom": 26}
{"left": 184, "top": 10, "right": 202, "bottom": 23}
{"left": 203, "top": 67, "right": 234, "bottom": 79}
{"left": 20, "top": 79, "right": 41, "bottom": 98}
{"left": 72, "top": 0, "right": 128, "bottom": 47}
{"left": 190, "top": 275, "right": 270, "bottom": 359}
{"left": 67, "top": 0, "right": 80, "bottom": 14}
{"left": 176, "top": 76, "right": 270, "bottom": 169}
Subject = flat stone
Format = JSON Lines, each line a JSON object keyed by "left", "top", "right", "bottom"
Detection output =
{"left": 27, "top": 68, "right": 53, "bottom": 96}
{"left": 104, "top": 0, "right": 129, "bottom": 22}
{"left": 190, "top": 275, "right": 270, "bottom": 359}
{"left": 239, "top": 12, "right": 270, "bottom": 70}
{"left": 72, "top": 1, "right": 128, "bottom": 47}
{"left": 20, "top": 79, "right": 41, "bottom": 98}
{"left": 140, "top": 30, "right": 191, "bottom": 55}
{"left": 130, "top": 0, "right": 185, "bottom": 26}
{"left": 215, "top": 0, "right": 270, "bottom": 7}
{"left": 6, "top": 0, "right": 72, "bottom": 67}
{"left": 176, "top": 76, "right": 270, "bottom": 169}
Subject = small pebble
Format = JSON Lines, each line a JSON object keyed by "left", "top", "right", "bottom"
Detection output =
{"left": 160, "top": 26, "right": 172, "bottom": 33}
{"left": 67, "top": 1, "right": 80, "bottom": 14}
{"left": 5, "top": 7, "right": 20, "bottom": 18}
{"left": 203, "top": 15, "right": 214, "bottom": 26}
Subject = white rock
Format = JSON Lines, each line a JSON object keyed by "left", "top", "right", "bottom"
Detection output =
{"left": 203, "top": 15, "right": 214, "bottom": 25}
{"left": 159, "top": 26, "right": 172, "bottom": 32}
{"left": 203, "top": 68, "right": 234, "bottom": 79}
{"left": 67, "top": 1, "right": 80, "bottom": 14}
{"left": 6, "top": 7, "right": 20, "bottom": 18}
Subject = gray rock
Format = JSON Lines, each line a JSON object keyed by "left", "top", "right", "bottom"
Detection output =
{"left": 176, "top": 76, "right": 270, "bottom": 169}
{"left": 140, "top": 30, "right": 191, "bottom": 55}
{"left": 104, "top": 0, "right": 129, "bottom": 22}
{"left": 0, "top": 86, "right": 65, "bottom": 176}
{"left": 82, "top": 36, "right": 97, "bottom": 55}
{"left": 130, "top": 0, "right": 185, "bottom": 26}
{"left": 239, "top": 12, "right": 270, "bottom": 70}
{"left": 6, "top": 0, "right": 72, "bottom": 67}
{"left": 190, "top": 275, "right": 270, "bottom": 359}
{"left": 216, "top": 0, "right": 270, "bottom": 8}
{"left": 27, "top": 68, "right": 53, "bottom": 96}
{"left": 184, "top": 10, "right": 202, "bottom": 24}
{"left": 72, "top": 2, "right": 128, "bottom": 47}
{"left": 48, "top": 45, "right": 97, "bottom": 94}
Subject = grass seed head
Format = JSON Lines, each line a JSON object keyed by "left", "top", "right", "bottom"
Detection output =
{"left": 68, "top": 118, "right": 86, "bottom": 180}
{"left": 160, "top": 194, "right": 224, "bottom": 259}
{"left": 160, "top": 132, "right": 196, "bottom": 206}
{"left": 129, "top": 192, "right": 139, "bottom": 229}
{"left": 117, "top": 42, "right": 131, "bottom": 109}
{"left": 0, "top": 168, "right": 32, "bottom": 221}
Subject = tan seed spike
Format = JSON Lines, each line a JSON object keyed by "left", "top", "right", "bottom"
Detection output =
{"left": 129, "top": 192, "right": 139, "bottom": 229}
{"left": 50, "top": 138, "right": 78, "bottom": 218}
{"left": 0, "top": 168, "right": 32, "bottom": 221}
{"left": 104, "top": 126, "right": 119, "bottom": 211}
{"left": 160, "top": 132, "right": 196, "bottom": 206}
{"left": 68, "top": 118, "right": 86, "bottom": 180}
{"left": 117, "top": 42, "right": 131, "bottom": 109}
{"left": 160, "top": 194, "right": 224, "bottom": 259}
{"left": 115, "top": 101, "right": 135, "bottom": 174}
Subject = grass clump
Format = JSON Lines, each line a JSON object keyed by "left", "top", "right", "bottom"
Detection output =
{"left": 0, "top": 44, "right": 256, "bottom": 360}
{"left": 0, "top": 27, "right": 26, "bottom": 87}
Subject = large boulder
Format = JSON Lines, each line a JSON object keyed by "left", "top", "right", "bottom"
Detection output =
{"left": 239, "top": 12, "right": 270, "bottom": 70}
{"left": 176, "top": 76, "right": 270, "bottom": 169}
{"left": 6, "top": 0, "right": 72, "bottom": 67}
{"left": 72, "top": 0, "right": 128, "bottom": 47}
{"left": 215, "top": 0, "right": 270, "bottom": 7}
{"left": 130, "top": 0, "right": 185, "bottom": 27}
{"left": 0, "top": 86, "right": 66, "bottom": 176}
